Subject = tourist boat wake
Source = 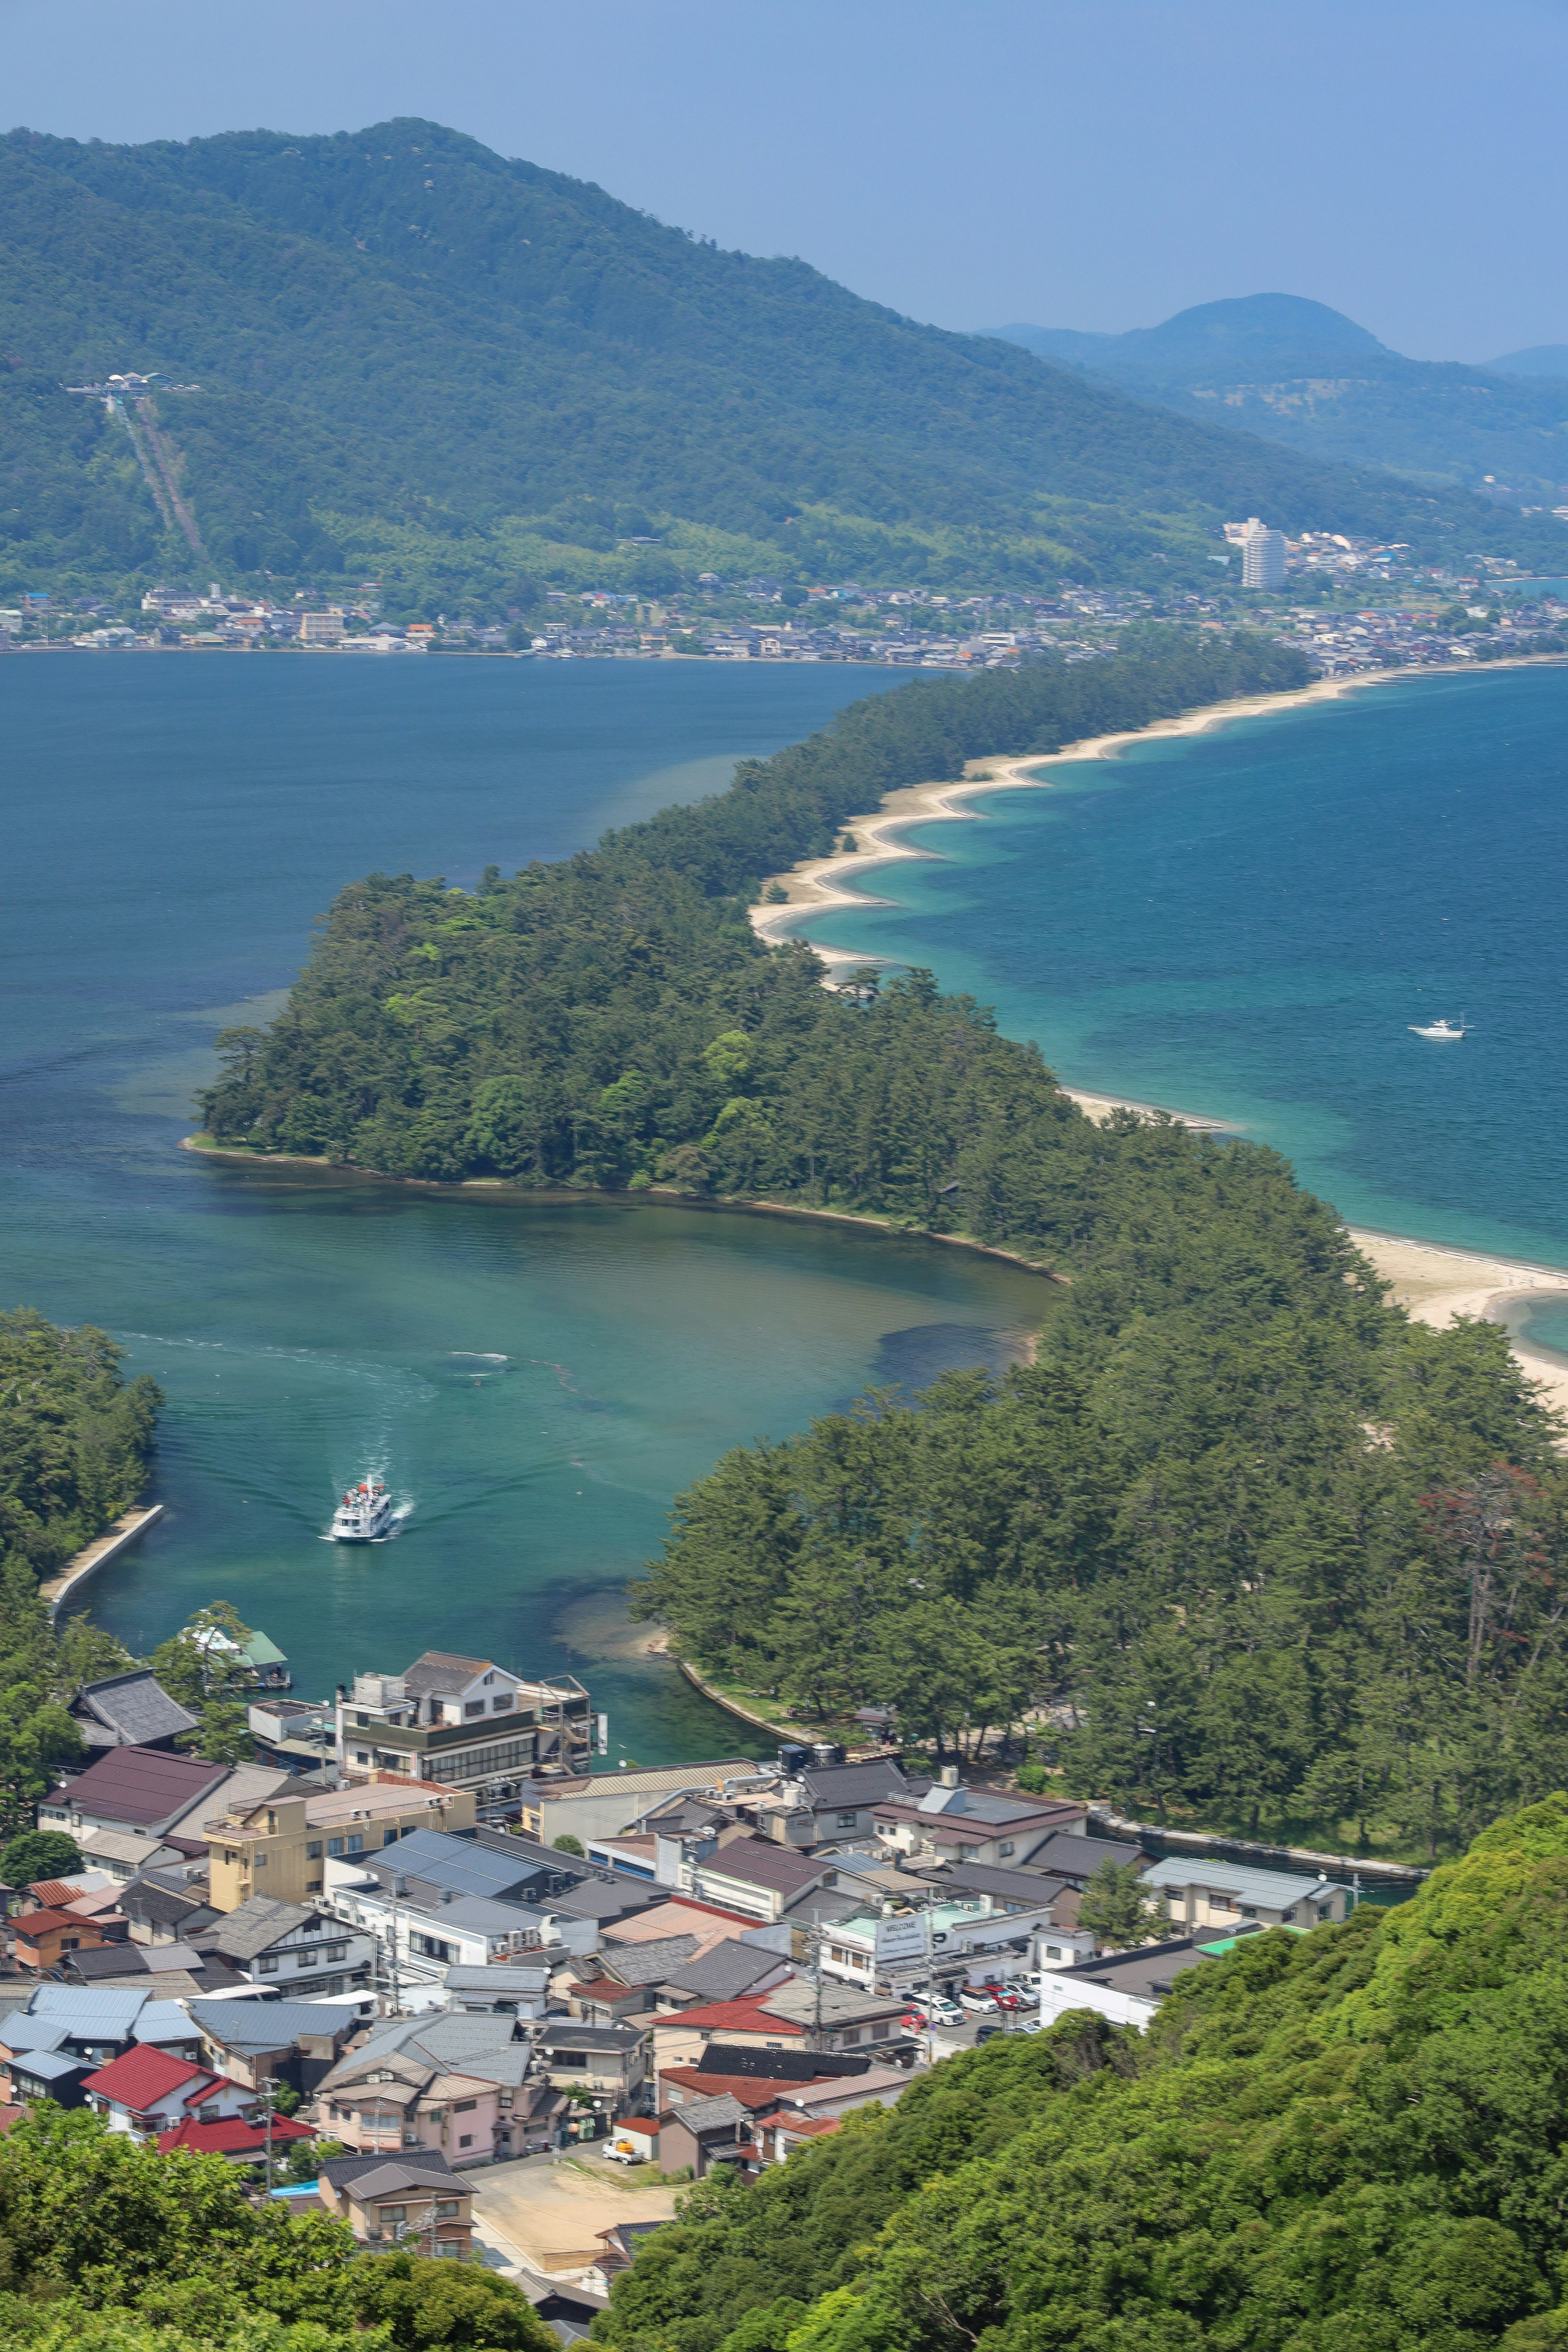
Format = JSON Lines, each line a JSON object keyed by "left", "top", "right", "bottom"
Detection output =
{"left": 330, "top": 1476, "right": 399, "bottom": 1543}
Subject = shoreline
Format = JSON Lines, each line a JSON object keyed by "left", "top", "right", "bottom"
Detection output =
{"left": 745, "top": 663, "right": 1568, "bottom": 1420}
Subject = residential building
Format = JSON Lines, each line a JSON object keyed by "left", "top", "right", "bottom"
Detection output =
{"left": 755, "top": 1756, "right": 913, "bottom": 1848}
{"left": 441, "top": 1962, "right": 551, "bottom": 2018}
{"left": 518, "top": 1759, "right": 762, "bottom": 1849}
{"left": 1241, "top": 520, "right": 1288, "bottom": 590}
{"left": 203, "top": 1777, "right": 475, "bottom": 1911}
{"left": 816, "top": 1891, "right": 1063, "bottom": 1993}
{"left": 12, "top": 1905, "right": 125, "bottom": 1976}
{"left": 1034, "top": 1933, "right": 1230, "bottom": 2030}
{"left": 535, "top": 2020, "right": 649, "bottom": 2111}
{"left": 317, "top": 2147, "right": 474, "bottom": 2257}
{"left": 40, "top": 1749, "right": 234, "bottom": 1844}
{"left": 314, "top": 2009, "right": 559, "bottom": 2165}
{"left": 1140, "top": 1858, "right": 1351, "bottom": 1933}
{"left": 871, "top": 1785, "right": 1086, "bottom": 1869}
{"left": 298, "top": 609, "right": 345, "bottom": 646}
{"left": 68, "top": 1670, "right": 199, "bottom": 1753}
{"left": 667, "top": 1835, "right": 837, "bottom": 1924}
{"left": 80, "top": 2041, "right": 255, "bottom": 2138}
{"left": 320, "top": 1825, "right": 598, "bottom": 2000}
{"left": 336, "top": 1653, "right": 593, "bottom": 1815}
{"left": 189, "top": 1997, "right": 369, "bottom": 2098}
{"left": 74, "top": 1826, "right": 186, "bottom": 1884}
{"left": 194, "top": 1895, "right": 375, "bottom": 1997}
{"left": 650, "top": 1973, "right": 909, "bottom": 2069}
{"left": 582, "top": 2221, "right": 672, "bottom": 2292}
{"left": 1023, "top": 1831, "right": 1147, "bottom": 1889}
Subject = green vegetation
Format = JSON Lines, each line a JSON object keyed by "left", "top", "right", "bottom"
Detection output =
{"left": 0, "top": 2106, "right": 551, "bottom": 2350}
{"left": 994, "top": 295, "right": 1568, "bottom": 506}
{"left": 0, "top": 1307, "right": 160, "bottom": 1587}
{"left": 196, "top": 631, "right": 1306, "bottom": 1180}
{"left": 0, "top": 1827, "right": 83, "bottom": 1889}
{"left": 1076, "top": 1858, "right": 1168, "bottom": 1947}
{"left": 593, "top": 1797, "right": 1568, "bottom": 2352}
{"left": 639, "top": 1232, "right": 1564, "bottom": 1861}
{"left": 4, "top": 124, "right": 1567, "bottom": 612}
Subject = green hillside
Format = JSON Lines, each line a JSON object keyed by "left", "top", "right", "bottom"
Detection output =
{"left": 595, "top": 1798, "right": 1568, "bottom": 2352}
{"left": 991, "top": 296, "right": 1568, "bottom": 507}
{"left": 4, "top": 124, "right": 1566, "bottom": 612}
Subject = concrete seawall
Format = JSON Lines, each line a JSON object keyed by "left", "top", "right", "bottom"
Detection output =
{"left": 40, "top": 1503, "right": 165, "bottom": 1617}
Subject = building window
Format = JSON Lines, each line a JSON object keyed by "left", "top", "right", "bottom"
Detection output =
{"left": 998, "top": 1842, "right": 1015, "bottom": 1859}
{"left": 253, "top": 1854, "right": 266, "bottom": 1870}
{"left": 327, "top": 1838, "right": 344, "bottom": 1858}
{"left": 380, "top": 2205, "right": 406, "bottom": 2228}
{"left": 306, "top": 1842, "right": 323, "bottom": 1861}
{"left": 837, "top": 1811, "right": 858, "bottom": 1829}
{"left": 383, "top": 1827, "right": 400, "bottom": 1846}
{"left": 454, "top": 2098, "right": 477, "bottom": 2112}
{"left": 325, "top": 1943, "right": 347, "bottom": 1962}
{"left": 436, "top": 2200, "right": 460, "bottom": 2218}
{"left": 354, "top": 1751, "right": 370, "bottom": 1766}
{"left": 458, "top": 2134, "right": 473, "bottom": 2148}
{"left": 492, "top": 1694, "right": 512, "bottom": 1711}
{"left": 258, "top": 1956, "right": 278, "bottom": 1975}
{"left": 465, "top": 1702, "right": 485, "bottom": 1719}
{"left": 346, "top": 1834, "right": 363, "bottom": 1854}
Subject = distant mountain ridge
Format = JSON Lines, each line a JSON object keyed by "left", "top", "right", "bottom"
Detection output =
{"left": 2, "top": 137, "right": 1565, "bottom": 612}
{"left": 987, "top": 294, "right": 1568, "bottom": 503}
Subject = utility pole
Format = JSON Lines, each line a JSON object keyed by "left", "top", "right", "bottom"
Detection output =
{"left": 261, "top": 2074, "right": 276, "bottom": 2195}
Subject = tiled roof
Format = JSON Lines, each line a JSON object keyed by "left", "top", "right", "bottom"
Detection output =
{"left": 656, "top": 1992, "right": 803, "bottom": 2036}
{"left": 331, "top": 2156, "right": 466, "bottom": 2201}
{"left": 795, "top": 1760, "right": 911, "bottom": 1808}
{"left": 668, "top": 2091, "right": 750, "bottom": 2135}
{"left": 597, "top": 1935, "right": 699, "bottom": 1986}
{"left": 402, "top": 1650, "right": 493, "bottom": 1694}
{"left": 698, "top": 1840, "right": 833, "bottom": 1897}
{"left": 158, "top": 2115, "right": 313, "bottom": 2156}
{"left": 80, "top": 2042, "right": 212, "bottom": 2108}
{"left": 46, "top": 1746, "right": 228, "bottom": 1831}
{"left": 15, "top": 1908, "right": 98, "bottom": 1938}
{"left": 1139, "top": 1857, "right": 1345, "bottom": 1908}
{"left": 662, "top": 2067, "right": 811, "bottom": 2111}
{"left": 665, "top": 1944, "right": 784, "bottom": 2002}
{"left": 189, "top": 1999, "right": 361, "bottom": 2053}
{"left": 75, "top": 1670, "right": 199, "bottom": 1749}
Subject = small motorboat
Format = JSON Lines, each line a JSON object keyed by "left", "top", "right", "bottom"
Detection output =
{"left": 1408, "top": 1016, "right": 1467, "bottom": 1041}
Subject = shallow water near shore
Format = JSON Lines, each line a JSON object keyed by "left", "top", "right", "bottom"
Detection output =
{"left": 0, "top": 654, "right": 1050, "bottom": 1744}
{"left": 801, "top": 667, "right": 1568, "bottom": 1280}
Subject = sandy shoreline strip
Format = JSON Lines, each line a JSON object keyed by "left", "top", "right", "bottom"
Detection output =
{"left": 749, "top": 668, "right": 1396, "bottom": 971}
{"left": 748, "top": 662, "right": 1568, "bottom": 1424}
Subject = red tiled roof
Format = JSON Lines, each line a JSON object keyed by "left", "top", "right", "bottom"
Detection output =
{"left": 29, "top": 1878, "right": 89, "bottom": 1907}
{"left": 776, "top": 2115, "right": 840, "bottom": 2139}
{"left": 658, "top": 1993, "right": 804, "bottom": 2036}
{"left": 47, "top": 1746, "right": 227, "bottom": 1830}
{"left": 81, "top": 2042, "right": 212, "bottom": 2108}
{"left": 157, "top": 2116, "right": 313, "bottom": 2157}
{"left": 15, "top": 1909, "right": 102, "bottom": 1940}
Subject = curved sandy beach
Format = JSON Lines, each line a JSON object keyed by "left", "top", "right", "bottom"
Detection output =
{"left": 748, "top": 666, "right": 1568, "bottom": 1428}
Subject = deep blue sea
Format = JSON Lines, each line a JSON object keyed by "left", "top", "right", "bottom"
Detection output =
{"left": 0, "top": 654, "right": 1050, "bottom": 1755}
{"left": 802, "top": 667, "right": 1568, "bottom": 1280}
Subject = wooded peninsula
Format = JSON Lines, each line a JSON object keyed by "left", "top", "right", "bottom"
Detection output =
{"left": 198, "top": 634, "right": 1566, "bottom": 1862}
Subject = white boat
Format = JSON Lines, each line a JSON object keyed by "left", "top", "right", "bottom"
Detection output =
{"left": 1408, "top": 1016, "right": 1468, "bottom": 1040}
{"left": 331, "top": 1477, "right": 396, "bottom": 1543}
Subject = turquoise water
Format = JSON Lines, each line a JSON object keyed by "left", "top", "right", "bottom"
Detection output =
{"left": 1, "top": 655, "right": 1050, "bottom": 1753}
{"left": 802, "top": 667, "right": 1568, "bottom": 1289}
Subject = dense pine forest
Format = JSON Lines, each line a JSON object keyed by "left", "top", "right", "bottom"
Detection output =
{"left": 6, "top": 120, "right": 1568, "bottom": 608}
{"left": 196, "top": 631, "right": 1306, "bottom": 1183}
{"left": 593, "top": 1799, "right": 1568, "bottom": 2352}
{"left": 0, "top": 1307, "right": 160, "bottom": 1588}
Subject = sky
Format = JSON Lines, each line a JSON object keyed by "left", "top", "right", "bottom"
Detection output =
{"left": 4, "top": 0, "right": 1566, "bottom": 363}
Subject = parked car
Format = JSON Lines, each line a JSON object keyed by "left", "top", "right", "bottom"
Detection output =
{"left": 959, "top": 1988, "right": 999, "bottom": 2014}
{"left": 975, "top": 2022, "right": 1007, "bottom": 2042}
{"left": 900, "top": 2009, "right": 928, "bottom": 2032}
{"left": 996, "top": 1992, "right": 1028, "bottom": 2011}
{"left": 927, "top": 1997, "right": 965, "bottom": 2026}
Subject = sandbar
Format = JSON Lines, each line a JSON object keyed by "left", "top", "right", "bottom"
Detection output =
{"left": 747, "top": 666, "right": 1568, "bottom": 1429}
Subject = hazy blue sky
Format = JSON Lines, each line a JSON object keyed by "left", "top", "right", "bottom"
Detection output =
{"left": 5, "top": 0, "right": 1564, "bottom": 361}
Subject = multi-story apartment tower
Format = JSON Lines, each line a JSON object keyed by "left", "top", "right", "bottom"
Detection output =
{"left": 1241, "top": 520, "right": 1287, "bottom": 590}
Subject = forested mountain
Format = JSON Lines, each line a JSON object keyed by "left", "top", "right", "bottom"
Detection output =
{"left": 3, "top": 123, "right": 1566, "bottom": 612}
{"left": 991, "top": 294, "right": 1568, "bottom": 505}
{"left": 596, "top": 1799, "right": 1568, "bottom": 2352}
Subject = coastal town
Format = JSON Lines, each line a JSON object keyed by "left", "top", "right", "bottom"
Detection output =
{"left": 0, "top": 1628, "right": 1396, "bottom": 2306}
{"left": 3, "top": 520, "right": 1565, "bottom": 679}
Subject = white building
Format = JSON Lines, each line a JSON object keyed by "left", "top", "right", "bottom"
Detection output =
{"left": 1241, "top": 520, "right": 1288, "bottom": 590}
{"left": 1139, "top": 1858, "right": 1350, "bottom": 1933}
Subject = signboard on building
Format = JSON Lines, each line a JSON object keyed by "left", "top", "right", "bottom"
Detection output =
{"left": 875, "top": 1915, "right": 931, "bottom": 1965}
